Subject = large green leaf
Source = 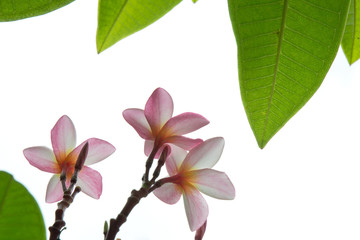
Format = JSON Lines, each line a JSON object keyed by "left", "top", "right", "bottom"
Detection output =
{"left": 0, "top": 0, "right": 74, "bottom": 22}
{"left": 96, "top": 0, "right": 182, "bottom": 53}
{"left": 341, "top": 0, "right": 360, "bottom": 65}
{"left": 228, "top": 0, "right": 350, "bottom": 148}
{"left": 0, "top": 171, "right": 46, "bottom": 240}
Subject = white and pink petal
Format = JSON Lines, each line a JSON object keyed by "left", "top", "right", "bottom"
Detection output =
{"left": 77, "top": 166, "right": 102, "bottom": 199}
{"left": 68, "top": 138, "right": 115, "bottom": 166}
{"left": 144, "top": 140, "right": 155, "bottom": 157}
{"left": 45, "top": 174, "right": 64, "bottom": 203}
{"left": 165, "top": 145, "right": 187, "bottom": 176}
{"left": 161, "top": 112, "right": 209, "bottom": 136}
{"left": 166, "top": 136, "right": 203, "bottom": 151}
{"left": 51, "top": 115, "right": 76, "bottom": 162}
{"left": 181, "top": 137, "right": 224, "bottom": 171}
{"left": 182, "top": 184, "right": 209, "bottom": 232}
{"left": 144, "top": 88, "right": 173, "bottom": 135}
{"left": 190, "top": 169, "right": 235, "bottom": 200}
{"left": 123, "top": 108, "right": 153, "bottom": 139}
{"left": 23, "top": 146, "right": 59, "bottom": 173}
{"left": 153, "top": 182, "right": 182, "bottom": 205}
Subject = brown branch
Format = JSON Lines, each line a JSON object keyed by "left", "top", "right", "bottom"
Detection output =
{"left": 105, "top": 187, "right": 148, "bottom": 240}
{"left": 105, "top": 147, "right": 169, "bottom": 240}
{"left": 49, "top": 187, "right": 81, "bottom": 240}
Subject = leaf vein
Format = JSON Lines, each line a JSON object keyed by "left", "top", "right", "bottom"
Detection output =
{"left": 286, "top": 26, "right": 329, "bottom": 47}
{"left": 238, "top": 0, "right": 282, "bottom": 9}
{"left": 240, "top": 17, "right": 282, "bottom": 26}
{"left": 269, "top": 100, "right": 287, "bottom": 118}
{"left": 247, "top": 96, "right": 271, "bottom": 104}
{"left": 245, "top": 43, "right": 278, "bottom": 51}
{"left": 245, "top": 84, "right": 273, "bottom": 92}
{"left": 241, "top": 31, "right": 278, "bottom": 42}
{"left": 242, "top": 53, "right": 277, "bottom": 62}
{"left": 244, "top": 64, "right": 276, "bottom": 71}
{"left": 261, "top": 0, "right": 289, "bottom": 147}
{"left": 244, "top": 74, "right": 274, "bottom": 82}
{"left": 274, "top": 88, "right": 296, "bottom": 106}
{"left": 298, "top": 0, "right": 341, "bottom": 15}
{"left": 281, "top": 54, "right": 319, "bottom": 74}
{"left": 282, "top": 39, "right": 325, "bottom": 62}
{"left": 288, "top": 5, "right": 337, "bottom": 30}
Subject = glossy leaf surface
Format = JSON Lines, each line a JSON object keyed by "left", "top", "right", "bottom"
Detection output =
{"left": 342, "top": 0, "right": 360, "bottom": 65}
{"left": 0, "top": 171, "right": 45, "bottom": 240}
{"left": 96, "top": 0, "right": 182, "bottom": 53}
{"left": 0, "top": 0, "right": 74, "bottom": 21}
{"left": 228, "top": 0, "right": 350, "bottom": 148}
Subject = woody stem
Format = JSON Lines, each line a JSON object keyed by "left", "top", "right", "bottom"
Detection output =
{"left": 105, "top": 147, "right": 169, "bottom": 240}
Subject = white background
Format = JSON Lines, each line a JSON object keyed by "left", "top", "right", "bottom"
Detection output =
{"left": 1, "top": 0, "right": 360, "bottom": 239}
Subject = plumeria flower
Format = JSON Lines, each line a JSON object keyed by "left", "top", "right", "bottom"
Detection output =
{"left": 23, "top": 115, "right": 116, "bottom": 203}
{"left": 153, "top": 137, "right": 235, "bottom": 231}
{"left": 123, "top": 88, "right": 209, "bottom": 157}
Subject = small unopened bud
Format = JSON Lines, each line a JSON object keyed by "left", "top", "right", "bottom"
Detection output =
{"left": 75, "top": 142, "right": 89, "bottom": 170}
{"left": 195, "top": 220, "right": 207, "bottom": 240}
{"left": 103, "top": 221, "right": 108, "bottom": 235}
{"left": 159, "top": 146, "right": 170, "bottom": 164}
{"left": 150, "top": 146, "right": 171, "bottom": 184}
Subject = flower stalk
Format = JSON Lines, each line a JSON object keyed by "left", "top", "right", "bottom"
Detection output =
{"left": 143, "top": 145, "right": 158, "bottom": 185}
{"left": 48, "top": 142, "right": 89, "bottom": 240}
{"left": 149, "top": 146, "right": 169, "bottom": 185}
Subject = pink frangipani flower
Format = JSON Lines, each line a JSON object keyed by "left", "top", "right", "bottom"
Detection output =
{"left": 123, "top": 88, "right": 209, "bottom": 157}
{"left": 23, "top": 115, "right": 116, "bottom": 203}
{"left": 153, "top": 137, "right": 235, "bottom": 231}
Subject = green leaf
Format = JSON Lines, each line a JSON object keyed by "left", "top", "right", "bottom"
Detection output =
{"left": 228, "top": 0, "right": 350, "bottom": 148}
{"left": 96, "top": 0, "right": 182, "bottom": 53}
{"left": 0, "top": 171, "right": 46, "bottom": 240}
{"left": 341, "top": 0, "right": 360, "bottom": 65}
{"left": 0, "top": 0, "right": 74, "bottom": 22}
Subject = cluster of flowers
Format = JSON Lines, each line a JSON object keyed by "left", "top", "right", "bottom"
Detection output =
{"left": 23, "top": 88, "right": 235, "bottom": 239}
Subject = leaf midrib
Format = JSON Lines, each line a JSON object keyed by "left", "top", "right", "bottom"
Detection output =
{"left": 261, "top": 0, "right": 289, "bottom": 148}
{"left": 98, "top": 0, "right": 130, "bottom": 53}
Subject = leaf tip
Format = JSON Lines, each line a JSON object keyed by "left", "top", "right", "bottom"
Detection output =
{"left": 258, "top": 142, "right": 266, "bottom": 149}
{"left": 96, "top": 42, "right": 104, "bottom": 54}
{"left": 256, "top": 136, "right": 268, "bottom": 149}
